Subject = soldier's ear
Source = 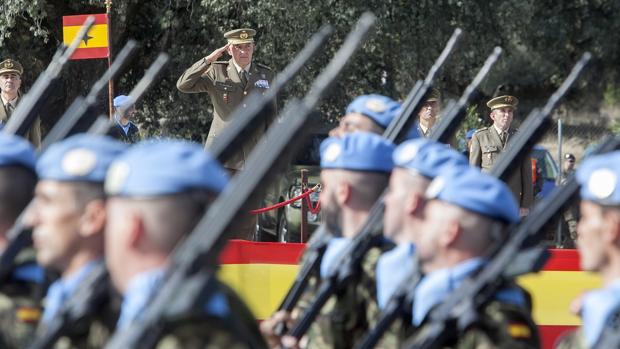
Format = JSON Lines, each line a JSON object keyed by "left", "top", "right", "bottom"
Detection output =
{"left": 80, "top": 199, "right": 106, "bottom": 237}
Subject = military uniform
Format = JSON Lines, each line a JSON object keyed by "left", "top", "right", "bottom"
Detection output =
{"left": 176, "top": 29, "right": 276, "bottom": 170}
{"left": 0, "top": 59, "right": 41, "bottom": 147}
{"left": 108, "top": 122, "right": 140, "bottom": 144}
{"left": 469, "top": 95, "right": 533, "bottom": 208}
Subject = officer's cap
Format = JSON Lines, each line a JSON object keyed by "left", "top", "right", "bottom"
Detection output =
{"left": 37, "top": 135, "right": 127, "bottom": 183}
{"left": 113, "top": 95, "right": 135, "bottom": 108}
{"left": 426, "top": 167, "right": 520, "bottom": 224}
{"left": 393, "top": 138, "right": 468, "bottom": 179}
{"left": 0, "top": 134, "right": 36, "bottom": 171}
{"left": 426, "top": 88, "right": 441, "bottom": 102}
{"left": 224, "top": 28, "right": 256, "bottom": 45}
{"left": 105, "top": 139, "right": 228, "bottom": 197}
{"left": 576, "top": 151, "right": 620, "bottom": 206}
{"left": 0, "top": 59, "right": 23, "bottom": 76}
{"left": 320, "top": 132, "right": 394, "bottom": 173}
{"left": 346, "top": 94, "right": 401, "bottom": 129}
{"left": 487, "top": 95, "right": 518, "bottom": 110}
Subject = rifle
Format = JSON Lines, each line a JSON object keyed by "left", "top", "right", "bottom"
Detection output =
{"left": 27, "top": 53, "right": 170, "bottom": 349}
{"left": 0, "top": 41, "right": 138, "bottom": 285}
{"left": 402, "top": 52, "right": 594, "bottom": 349}
{"left": 3, "top": 17, "right": 95, "bottom": 137}
{"left": 283, "top": 28, "right": 463, "bottom": 345}
{"left": 210, "top": 25, "right": 333, "bottom": 164}
{"left": 103, "top": 12, "right": 377, "bottom": 349}
{"left": 355, "top": 46, "right": 503, "bottom": 349}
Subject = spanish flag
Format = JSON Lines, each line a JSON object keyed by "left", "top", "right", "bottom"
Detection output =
{"left": 62, "top": 14, "right": 109, "bottom": 60}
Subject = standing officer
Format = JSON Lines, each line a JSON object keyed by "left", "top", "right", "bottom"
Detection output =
{"left": 416, "top": 88, "right": 441, "bottom": 137}
{"left": 177, "top": 28, "right": 276, "bottom": 171}
{"left": 469, "top": 95, "right": 533, "bottom": 215}
{"left": 409, "top": 167, "right": 539, "bottom": 348}
{"left": 108, "top": 95, "right": 140, "bottom": 144}
{"left": 0, "top": 59, "right": 41, "bottom": 147}
{"left": 374, "top": 138, "right": 469, "bottom": 347}
{"left": 556, "top": 151, "right": 620, "bottom": 348}
{"left": 261, "top": 132, "right": 395, "bottom": 349}
{"left": 0, "top": 134, "right": 44, "bottom": 349}
{"left": 104, "top": 139, "right": 266, "bottom": 348}
{"left": 25, "top": 134, "right": 127, "bottom": 347}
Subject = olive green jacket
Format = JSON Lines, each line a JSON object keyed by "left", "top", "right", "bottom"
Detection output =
{"left": 177, "top": 58, "right": 276, "bottom": 170}
{"left": 469, "top": 126, "right": 534, "bottom": 208}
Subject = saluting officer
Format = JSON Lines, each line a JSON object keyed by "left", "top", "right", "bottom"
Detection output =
{"left": 25, "top": 134, "right": 127, "bottom": 348}
{"left": 104, "top": 139, "right": 266, "bottom": 348}
{"left": 408, "top": 167, "right": 539, "bottom": 348}
{"left": 374, "top": 138, "right": 469, "bottom": 347}
{"left": 556, "top": 151, "right": 620, "bottom": 348}
{"left": 469, "top": 95, "right": 534, "bottom": 215}
{"left": 177, "top": 28, "right": 276, "bottom": 171}
{"left": 0, "top": 59, "right": 41, "bottom": 147}
{"left": 0, "top": 134, "right": 44, "bottom": 349}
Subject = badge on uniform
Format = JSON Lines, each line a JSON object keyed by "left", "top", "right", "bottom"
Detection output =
{"left": 255, "top": 79, "right": 270, "bottom": 89}
{"left": 223, "top": 93, "right": 229, "bottom": 103}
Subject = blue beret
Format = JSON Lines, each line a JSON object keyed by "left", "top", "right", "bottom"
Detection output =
{"left": 426, "top": 167, "right": 520, "bottom": 224}
{"left": 393, "top": 138, "right": 469, "bottom": 179}
{"left": 320, "top": 132, "right": 394, "bottom": 173}
{"left": 105, "top": 139, "right": 229, "bottom": 197}
{"left": 345, "top": 95, "right": 401, "bottom": 129}
{"left": 0, "top": 134, "right": 36, "bottom": 171}
{"left": 466, "top": 129, "right": 476, "bottom": 140}
{"left": 37, "top": 135, "right": 127, "bottom": 183}
{"left": 576, "top": 151, "right": 620, "bottom": 205}
{"left": 113, "top": 95, "right": 134, "bottom": 108}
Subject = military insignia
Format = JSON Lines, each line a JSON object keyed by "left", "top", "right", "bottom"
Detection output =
{"left": 365, "top": 98, "right": 387, "bottom": 113}
{"left": 425, "top": 176, "right": 445, "bottom": 199}
{"left": 323, "top": 143, "right": 342, "bottom": 162}
{"left": 16, "top": 306, "right": 41, "bottom": 323}
{"left": 105, "top": 161, "right": 130, "bottom": 194}
{"left": 255, "top": 79, "right": 270, "bottom": 88}
{"left": 588, "top": 168, "right": 616, "bottom": 199}
{"left": 240, "top": 31, "right": 248, "bottom": 39}
{"left": 223, "top": 93, "right": 229, "bottom": 103}
{"left": 508, "top": 323, "right": 532, "bottom": 339}
{"left": 505, "top": 96, "right": 513, "bottom": 103}
{"left": 62, "top": 148, "right": 97, "bottom": 176}
{"left": 4, "top": 61, "right": 13, "bottom": 69}
{"left": 395, "top": 142, "right": 419, "bottom": 165}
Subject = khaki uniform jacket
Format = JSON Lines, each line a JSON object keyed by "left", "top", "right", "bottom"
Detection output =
{"left": 469, "top": 126, "right": 534, "bottom": 208}
{"left": 0, "top": 94, "right": 41, "bottom": 148}
{"left": 177, "top": 58, "right": 276, "bottom": 170}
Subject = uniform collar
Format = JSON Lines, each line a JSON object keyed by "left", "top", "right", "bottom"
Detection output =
{"left": 232, "top": 60, "right": 251, "bottom": 74}
{"left": 320, "top": 237, "right": 352, "bottom": 278}
{"left": 412, "top": 258, "right": 484, "bottom": 326}
{"left": 1, "top": 94, "right": 18, "bottom": 108}
{"left": 493, "top": 124, "right": 509, "bottom": 136}
{"left": 581, "top": 279, "right": 620, "bottom": 346}
{"left": 376, "top": 242, "right": 415, "bottom": 309}
{"left": 117, "top": 267, "right": 167, "bottom": 330}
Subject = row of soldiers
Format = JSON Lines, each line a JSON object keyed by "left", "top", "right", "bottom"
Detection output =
{"left": 0, "top": 91, "right": 614, "bottom": 349}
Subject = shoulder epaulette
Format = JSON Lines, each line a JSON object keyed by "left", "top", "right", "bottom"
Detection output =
{"left": 255, "top": 62, "right": 273, "bottom": 70}
{"left": 212, "top": 61, "right": 228, "bottom": 64}
{"left": 474, "top": 127, "right": 490, "bottom": 134}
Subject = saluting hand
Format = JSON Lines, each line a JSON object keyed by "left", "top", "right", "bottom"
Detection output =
{"left": 205, "top": 44, "right": 230, "bottom": 64}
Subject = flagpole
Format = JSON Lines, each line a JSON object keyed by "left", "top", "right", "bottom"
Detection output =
{"left": 106, "top": 0, "right": 114, "bottom": 119}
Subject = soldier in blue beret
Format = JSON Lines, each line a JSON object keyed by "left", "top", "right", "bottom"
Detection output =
{"left": 0, "top": 134, "right": 43, "bottom": 348}
{"left": 262, "top": 132, "right": 396, "bottom": 349}
{"left": 108, "top": 95, "right": 141, "bottom": 144}
{"left": 329, "top": 94, "right": 420, "bottom": 139}
{"left": 556, "top": 151, "right": 620, "bottom": 349}
{"left": 371, "top": 138, "right": 469, "bottom": 347}
{"left": 23, "top": 134, "right": 127, "bottom": 348}
{"left": 409, "top": 167, "right": 539, "bottom": 348}
{"left": 103, "top": 139, "right": 265, "bottom": 348}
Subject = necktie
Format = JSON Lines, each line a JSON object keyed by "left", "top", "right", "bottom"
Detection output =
{"left": 240, "top": 70, "right": 248, "bottom": 87}
{"left": 5, "top": 103, "right": 13, "bottom": 118}
{"left": 500, "top": 131, "right": 507, "bottom": 146}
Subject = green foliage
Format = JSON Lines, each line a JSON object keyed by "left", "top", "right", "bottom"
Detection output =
{"left": 0, "top": 0, "right": 619, "bottom": 141}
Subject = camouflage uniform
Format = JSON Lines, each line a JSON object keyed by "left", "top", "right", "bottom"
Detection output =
{"left": 299, "top": 243, "right": 392, "bottom": 349}
{"left": 0, "top": 249, "right": 44, "bottom": 349}
{"left": 155, "top": 281, "right": 267, "bottom": 349}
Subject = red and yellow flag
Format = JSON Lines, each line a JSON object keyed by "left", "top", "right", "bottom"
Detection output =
{"left": 62, "top": 14, "right": 109, "bottom": 60}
